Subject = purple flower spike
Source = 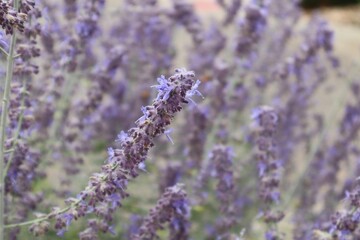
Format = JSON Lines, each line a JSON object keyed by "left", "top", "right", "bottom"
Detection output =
{"left": 132, "top": 184, "right": 190, "bottom": 240}
{"left": 252, "top": 106, "right": 284, "bottom": 235}
{"left": 47, "top": 69, "right": 200, "bottom": 238}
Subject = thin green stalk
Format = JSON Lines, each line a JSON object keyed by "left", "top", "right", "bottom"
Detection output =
{"left": 4, "top": 200, "right": 79, "bottom": 229}
{"left": 0, "top": 3, "right": 20, "bottom": 239}
{"left": 4, "top": 216, "right": 49, "bottom": 229}
{"left": 3, "top": 79, "right": 27, "bottom": 181}
{"left": 0, "top": 47, "right": 8, "bottom": 58}
{"left": 0, "top": 29, "right": 18, "bottom": 240}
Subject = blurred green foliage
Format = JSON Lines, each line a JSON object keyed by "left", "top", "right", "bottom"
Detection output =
{"left": 301, "top": 0, "right": 360, "bottom": 8}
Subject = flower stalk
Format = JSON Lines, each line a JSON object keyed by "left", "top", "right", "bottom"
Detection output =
{"left": 0, "top": 0, "right": 21, "bottom": 237}
{"left": 0, "top": 18, "right": 18, "bottom": 240}
{"left": 3, "top": 78, "right": 27, "bottom": 181}
{"left": 0, "top": 46, "right": 8, "bottom": 57}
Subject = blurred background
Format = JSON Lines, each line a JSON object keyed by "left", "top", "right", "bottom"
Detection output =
{"left": 191, "top": 0, "right": 360, "bottom": 66}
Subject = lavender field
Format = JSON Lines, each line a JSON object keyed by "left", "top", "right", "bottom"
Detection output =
{"left": 1, "top": 0, "right": 360, "bottom": 239}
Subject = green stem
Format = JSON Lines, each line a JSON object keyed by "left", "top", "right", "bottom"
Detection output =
{"left": 0, "top": 29, "right": 18, "bottom": 240}
{"left": 3, "top": 78, "right": 27, "bottom": 181}
{"left": 4, "top": 200, "right": 80, "bottom": 229}
{"left": 0, "top": 47, "right": 8, "bottom": 58}
{"left": 4, "top": 216, "right": 49, "bottom": 229}
{"left": 0, "top": 3, "right": 21, "bottom": 238}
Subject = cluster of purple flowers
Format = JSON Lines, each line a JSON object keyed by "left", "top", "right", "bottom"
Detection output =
{"left": 27, "top": 68, "right": 198, "bottom": 239}
{"left": 0, "top": 0, "right": 28, "bottom": 34}
{"left": 132, "top": 183, "right": 190, "bottom": 240}
{"left": 252, "top": 106, "right": 285, "bottom": 239}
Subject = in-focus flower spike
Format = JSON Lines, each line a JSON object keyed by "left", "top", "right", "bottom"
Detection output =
{"left": 24, "top": 69, "right": 199, "bottom": 238}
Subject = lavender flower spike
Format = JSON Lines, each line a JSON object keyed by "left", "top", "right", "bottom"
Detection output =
{"left": 132, "top": 183, "right": 191, "bottom": 240}
{"left": 26, "top": 69, "right": 200, "bottom": 237}
{"left": 252, "top": 106, "right": 284, "bottom": 239}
